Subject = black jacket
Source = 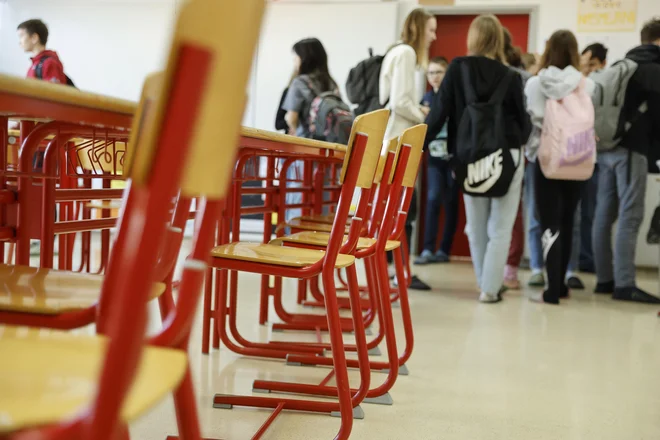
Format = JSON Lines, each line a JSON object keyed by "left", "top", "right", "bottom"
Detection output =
{"left": 425, "top": 56, "right": 530, "bottom": 159}
{"left": 275, "top": 87, "right": 289, "bottom": 132}
{"left": 621, "top": 45, "right": 660, "bottom": 160}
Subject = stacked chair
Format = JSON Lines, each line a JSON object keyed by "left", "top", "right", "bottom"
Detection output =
{"left": 0, "top": 1, "right": 264, "bottom": 440}
{"left": 209, "top": 114, "right": 426, "bottom": 438}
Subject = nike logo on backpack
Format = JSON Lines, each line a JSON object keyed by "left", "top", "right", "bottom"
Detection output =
{"left": 464, "top": 150, "right": 503, "bottom": 193}
{"left": 542, "top": 229, "right": 559, "bottom": 261}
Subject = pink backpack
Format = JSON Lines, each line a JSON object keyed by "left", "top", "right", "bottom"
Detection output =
{"left": 538, "top": 78, "right": 596, "bottom": 180}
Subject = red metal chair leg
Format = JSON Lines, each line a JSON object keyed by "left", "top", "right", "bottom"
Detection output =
{"left": 252, "top": 264, "right": 372, "bottom": 405}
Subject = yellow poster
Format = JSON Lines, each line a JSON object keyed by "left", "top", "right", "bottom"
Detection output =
{"left": 578, "top": 0, "right": 638, "bottom": 32}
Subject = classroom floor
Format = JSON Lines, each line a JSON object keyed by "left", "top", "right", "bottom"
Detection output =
{"left": 131, "top": 258, "right": 660, "bottom": 440}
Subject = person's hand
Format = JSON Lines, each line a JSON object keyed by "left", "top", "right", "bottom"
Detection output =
{"left": 420, "top": 106, "right": 430, "bottom": 117}
{"left": 580, "top": 50, "right": 592, "bottom": 76}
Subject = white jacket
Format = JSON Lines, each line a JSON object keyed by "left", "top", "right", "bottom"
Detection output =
{"left": 379, "top": 44, "right": 426, "bottom": 140}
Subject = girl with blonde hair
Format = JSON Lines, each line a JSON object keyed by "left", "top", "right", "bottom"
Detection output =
{"left": 425, "top": 14, "right": 530, "bottom": 303}
{"left": 379, "top": 7, "right": 437, "bottom": 290}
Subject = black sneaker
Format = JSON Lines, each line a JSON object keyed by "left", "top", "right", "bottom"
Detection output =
{"left": 566, "top": 276, "right": 584, "bottom": 290}
{"left": 559, "top": 285, "right": 570, "bottom": 299}
{"left": 595, "top": 281, "right": 614, "bottom": 295}
{"left": 409, "top": 275, "right": 431, "bottom": 291}
{"left": 613, "top": 286, "right": 660, "bottom": 304}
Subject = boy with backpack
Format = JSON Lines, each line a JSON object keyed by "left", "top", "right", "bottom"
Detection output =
{"left": 590, "top": 18, "right": 660, "bottom": 304}
{"left": 17, "top": 19, "right": 73, "bottom": 86}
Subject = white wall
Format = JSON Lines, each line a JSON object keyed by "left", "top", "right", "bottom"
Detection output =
{"left": 252, "top": 2, "right": 398, "bottom": 130}
{"left": 0, "top": 0, "right": 658, "bottom": 266}
{"left": 0, "top": 0, "right": 177, "bottom": 101}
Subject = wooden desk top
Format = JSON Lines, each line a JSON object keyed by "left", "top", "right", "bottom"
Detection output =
{"left": 239, "top": 127, "right": 346, "bottom": 153}
{"left": 0, "top": 74, "right": 136, "bottom": 116}
{"left": 0, "top": 74, "right": 346, "bottom": 155}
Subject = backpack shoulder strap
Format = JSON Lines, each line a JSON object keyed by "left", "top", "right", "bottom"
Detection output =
{"left": 34, "top": 56, "right": 50, "bottom": 80}
{"left": 460, "top": 62, "right": 478, "bottom": 105}
{"left": 487, "top": 70, "right": 515, "bottom": 105}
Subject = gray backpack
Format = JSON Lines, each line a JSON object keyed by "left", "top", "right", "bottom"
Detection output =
{"left": 591, "top": 59, "right": 646, "bottom": 151}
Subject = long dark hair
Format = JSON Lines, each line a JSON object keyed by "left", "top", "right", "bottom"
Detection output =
{"left": 293, "top": 38, "right": 336, "bottom": 92}
{"left": 503, "top": 28, "right": 523, "bottom": 68}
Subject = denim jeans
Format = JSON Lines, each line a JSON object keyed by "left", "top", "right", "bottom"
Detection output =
{"left": 422, "top": 159, "right": 459, "bottom": 255}
{"left": 592, "top": 147, "right": 647, "bottom": 287}
{"left": 464, "top": 156, "right": 524, "bottom": 295}
{"left": 284, "top": 160, "right": 304, "bottom": 222}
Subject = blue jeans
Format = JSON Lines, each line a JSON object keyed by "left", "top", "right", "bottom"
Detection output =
{"left": 464, "top": 158, "right": 524, "bottom": 295}
{"left": 525, "top": 162, "right": 579, "bottom": 273}
{"left": 422, "top": 159, "right": 459, "bottom": 255}
{"left": 579, "top": 166, "right": 598, "bottom": 269}
{"left": 592, "top": 148, "right": 647, "bottom": 287}
{"left": 284, "top": 160, "right": 304, "bottom": 222}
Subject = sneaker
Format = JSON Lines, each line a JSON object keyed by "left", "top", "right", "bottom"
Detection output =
{"left": 409, "top": 275, "right": 431, "bottom": 291}
{"left": 413, "top": 250, "right": 437, "bottom": 265}
{"left": 528, "top": 272, "right": 545, "bottom": 287}
{"left": 503, "top": 278, "right": 520, "bottom": 290}
{"left": 434, "top": 250, "right": 450, "bottom": 263}
{"left": 566, "top": 276, "right": 585, "bottom": 290}
{"left": 528, "top": 289, "right": 560, "bottom": 305}
{"left": 479, "top": 292, "right": 502, "bottom": 303}
{"left": 594, "top": 281, "right": 614, "bottom": 295}
{"left": 613, "top": 286, "right": 660, "bottom": 304}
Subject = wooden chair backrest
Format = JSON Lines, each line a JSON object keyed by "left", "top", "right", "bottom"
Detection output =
{"left": 340, "top": 109, "right": 390, "bottom": 189}
{"left": 374, "top": 137, "right": 400, "bottom": 184}
{"left": 126, "top": 0, "right": 265, "bottom": 199}
{"left": 400, "top": 124, "right": 427, "bottom": 188}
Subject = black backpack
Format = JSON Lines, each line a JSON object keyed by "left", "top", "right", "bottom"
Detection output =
{"left": 303, "top": 78, "right": 354, "bottom": 145}
{"left": 346, "top": 46, "right": 401, "bottom": 117}
{"left": 35, "top": 56, "right": 76, "bottom": 88}
{"left": 455, "top": 65, "right": 518, "bottom": 198}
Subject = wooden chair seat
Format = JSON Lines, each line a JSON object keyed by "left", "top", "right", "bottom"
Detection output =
{"left": 210, "top": 242, "right": 354, "bottom": 269}
{"left": 298, "top": 213, "right": 350, "bottom": 225}
{"left": 280, "top": 218, "right": 352, "bottom": 234}
{"left": 0, "top": 265, "right": 165, "bottom": 315}
{"left": 0, "top": 326, "right": 186, "bottom": 434}
{"left": 273, "top": 231, "right": 400, "bottom": 252}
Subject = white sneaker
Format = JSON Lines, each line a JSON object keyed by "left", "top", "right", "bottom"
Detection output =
{"left": 479, "top": 292, "right": 502, "bottom": 303}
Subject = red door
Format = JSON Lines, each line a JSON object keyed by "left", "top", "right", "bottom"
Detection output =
{"left": 417, "top": 14, "right": 530, "bottom": 259}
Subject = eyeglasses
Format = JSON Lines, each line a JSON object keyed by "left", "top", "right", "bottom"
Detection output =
{"left": 427, "top": 70, "right": 445, "bottom": 76}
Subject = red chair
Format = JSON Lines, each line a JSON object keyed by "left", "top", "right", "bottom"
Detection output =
{"left": 253, "top": 124, "right": 427, "bottom": 406}
{"left": 0, "top": 1, "right": 265, "bottom": 439}
{"left": 210, "top": 109, "right": 389, "bottom": 440}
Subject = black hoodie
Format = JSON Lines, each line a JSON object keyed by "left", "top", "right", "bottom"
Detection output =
{"left": 425, "top": 56, "right": 530, "bottom": 159}
{"left": 621, "top": 44, "right": 660, "bottom": 159}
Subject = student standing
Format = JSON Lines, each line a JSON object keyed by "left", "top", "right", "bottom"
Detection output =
{"left": 592, "top": 19, "right": 660, "bottom": 304}
{"left": 525, "top": 30, "right": 595, "bottom": 304}
{"left": 576, "top": 42, "right": 609, "bottom": 273}
{"left": 281, "top": 38, "right": 339, "bottom": 221}
{"left": 414, "top": 56, "right": 458, "bottom": 265}
{"left": 380, "top": 8, "right": 437, "bottom": 290}
{"left": 425, "top": 15, "right": 530, "bottom": 303}
{"left": 17, "top": 19, "right": 67, "bottom": 84}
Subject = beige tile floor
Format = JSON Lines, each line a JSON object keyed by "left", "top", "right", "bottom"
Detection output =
{"left": 131, "top": 260, "right": 660, "bottom": 440}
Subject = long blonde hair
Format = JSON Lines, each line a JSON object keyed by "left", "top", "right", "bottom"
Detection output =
{"left": 401, "top": 8, "right": 434, "bottom": 68}
{"left": 467, "top": 15, "right": 506, "bottom": 63}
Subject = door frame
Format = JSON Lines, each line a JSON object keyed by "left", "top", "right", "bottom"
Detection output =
{"left": 412, "top": 5, "right": 538, "bottom": 257}
{"left": 421, "top": 5, "right": 540, "bottom": 53}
